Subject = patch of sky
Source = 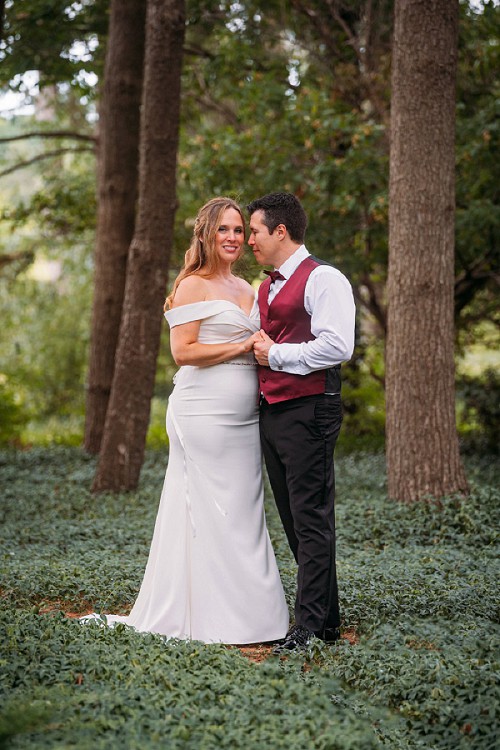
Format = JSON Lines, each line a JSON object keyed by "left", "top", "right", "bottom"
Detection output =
{"left": 64, "top": 2, "right": 94, "bottom": 22}
{"left": 0, "top": 72, "right": 39, "bottom": 118}
{"left": 227, "top": 2, "right": 247, "bottom": 33}
{"left": 62, "top": 37, "right": 99, "bottom": 64}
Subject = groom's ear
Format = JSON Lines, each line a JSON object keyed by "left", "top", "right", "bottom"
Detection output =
{"left": 275, "top": 223, "right": 287, "bottom": 240}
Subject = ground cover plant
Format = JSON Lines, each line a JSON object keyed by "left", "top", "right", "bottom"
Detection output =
{"left": 0, "top": 448, "right": 498, "bottom": 749}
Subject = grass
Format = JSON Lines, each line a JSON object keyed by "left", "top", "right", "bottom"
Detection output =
{"left": 0, "top": 447, "right": 498, "bottom": 749}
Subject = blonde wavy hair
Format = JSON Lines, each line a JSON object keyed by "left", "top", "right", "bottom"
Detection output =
{"left": 164, "top": 197, "right": 245, "bottom": 310}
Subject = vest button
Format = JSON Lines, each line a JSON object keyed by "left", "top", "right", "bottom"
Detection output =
{"left": 262, "top": 376, "right": 267, "bottom": 382}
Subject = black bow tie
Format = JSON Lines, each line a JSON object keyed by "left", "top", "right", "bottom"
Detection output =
{"left": 264, "top": 270, "right": 285, "bottom": 283}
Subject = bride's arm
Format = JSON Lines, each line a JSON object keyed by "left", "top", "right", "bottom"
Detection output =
{"left": 169, "top": 275, "right": 256, "bottom": 367}
{"left": 170, "top": 321, "right": 256, "bottom": 367}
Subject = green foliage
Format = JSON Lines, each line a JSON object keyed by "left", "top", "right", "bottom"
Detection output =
{"left": 0, "top": 152, "right": 95, "bottom": 423}
{"left": 145, "top": 397, "right": 170, "bottom": 450}
{"left": 0, "top": 273, "right": 91, "bottom": 419}
{"left": 326, "top": 621, "right": 499, "bottom": 750}
{"left": 455, "top": 0, "right": 500, "bottom": 326}
{"left": 0, "top": 0, "right": 108, "bottom": 91}
{"left": 0, "top": 609, "right": 382, "bottom": 750}
{"left": 0, "top": 375, "right": 29, "bottom": 446}
{"left": 457, "top": 368, "right": 500, "bottom": 454}
{"left": 0, "top": 448, "right": 498, "bottom": 748}
{"left": 21, "top": 415, "right": 85, "bottom": 448}
{"left": 339, "top": 344, "right": 386, "bottom": 452}
{"left": 1, "top": 0, "right": 498, "bottom": 444}
{"left": 4, "top": 162, "right": 98, "bottom": 238}
{"left": 177, "top": 44, "right": 389, "bottom": 285}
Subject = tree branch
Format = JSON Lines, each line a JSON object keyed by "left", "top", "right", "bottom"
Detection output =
{"left": 0, "top": 147, "right": 95, "bottom": 178}
{"left": 193, "top": 69, "right": 242, "bottom": 130}
{"left": 0, "top": 130, "right": 97, "bottom": 144}
{"left": 0, "top": 250, "right": 35, "bottom": 280}
{"left": 354, "top": 272, "right": 387, "bottom": 334}
{"left": 367, "top": 360, "right": 385, "bottom": 388}
{"left": 0, "top": 249, "right": 34, "bottom": 270}
{"left": 183, "top": 44, "right": 216, "bottom": 60}
{"left": 454, "top": 243, "right": 499, "bottom": 316}
{"left": 328, "top": 0, "right": 362, "bottom": 62}
{"left": 289, "top": 0, "right": 340, "bottom": 60}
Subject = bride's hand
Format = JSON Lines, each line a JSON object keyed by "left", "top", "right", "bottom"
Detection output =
{"left": 241, "top": 331, "right": 261, "bottom": 353}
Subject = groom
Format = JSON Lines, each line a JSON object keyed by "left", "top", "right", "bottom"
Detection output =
{"left": 247, "top": 192, "right": 355, "bottom": 653}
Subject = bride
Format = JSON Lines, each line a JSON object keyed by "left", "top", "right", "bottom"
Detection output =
{"left": 84, "top": 197, "right": 289, "bottom": 644}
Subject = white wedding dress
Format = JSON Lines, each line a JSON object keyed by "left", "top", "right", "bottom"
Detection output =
{"left": 92, "top": 300, "right": 289, "bottom": 644}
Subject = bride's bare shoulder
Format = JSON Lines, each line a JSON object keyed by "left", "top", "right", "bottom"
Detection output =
{"left": 234, "top": 275, "right": 256, "bottom": 301}
{"left": 171, "top": 275, "right": 208, "bottom": 308}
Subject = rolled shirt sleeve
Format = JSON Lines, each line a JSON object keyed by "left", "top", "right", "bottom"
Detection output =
{"left": 268, "top": 265, "right": 355, "bottom": 375}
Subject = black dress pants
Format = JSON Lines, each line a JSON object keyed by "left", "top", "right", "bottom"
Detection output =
{"left": 260, "top": 393, "right": 343, "bottom": 636}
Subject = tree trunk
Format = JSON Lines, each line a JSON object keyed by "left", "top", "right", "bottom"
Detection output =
{"left": 92, "top": 0, "right": 185, "bottom": 492}
{"left": 0, "top": 1, "right": 5, "bottom": 42}
{"left": 84, "top": 0, "right": 146, "bottom": 454}
{"left": 386, "top": 0, "right": 468, "bottom": 501}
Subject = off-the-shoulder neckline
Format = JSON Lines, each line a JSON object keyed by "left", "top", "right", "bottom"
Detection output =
{"left": 167, "top": 299, "right": 256, "bottom": 317}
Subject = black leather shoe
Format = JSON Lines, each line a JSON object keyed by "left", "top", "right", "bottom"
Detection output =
{"left": 320, "top": 627, "right": 341, "bottom": 643}
{"left": 273, "top": 625, "right": 314, "bottom": 654}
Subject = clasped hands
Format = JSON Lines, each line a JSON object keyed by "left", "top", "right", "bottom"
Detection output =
{"left": 242, "top": 330, "right": 274, "bottom": 366}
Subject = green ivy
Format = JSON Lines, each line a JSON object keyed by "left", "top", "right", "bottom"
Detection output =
{"left": 0, "top": 448, "right": 498, "bottom": 749}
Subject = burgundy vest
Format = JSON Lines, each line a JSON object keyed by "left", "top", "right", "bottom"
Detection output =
{"left": 258, "top": 256, "right": 340, "bottom": 404}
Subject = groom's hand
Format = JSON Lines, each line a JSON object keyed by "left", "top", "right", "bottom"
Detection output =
{"left": 253, "top": 330, "right": 274, "bottom": 366}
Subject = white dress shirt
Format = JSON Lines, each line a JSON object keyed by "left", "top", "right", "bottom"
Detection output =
{"left": 266, "top": 245, "right": 355, "bottom": 375}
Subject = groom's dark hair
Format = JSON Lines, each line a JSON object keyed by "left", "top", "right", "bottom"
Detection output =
{"left": 247, "top": 192, "right": 308, "bottom": 244}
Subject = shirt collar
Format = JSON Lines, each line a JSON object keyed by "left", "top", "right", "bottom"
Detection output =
{"left": 277, "top": 245, "right": 309, "bottom": 279}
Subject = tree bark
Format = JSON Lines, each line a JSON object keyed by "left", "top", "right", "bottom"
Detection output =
{"left": 0, "top": 1, "right": 5, "bottom": 43}
{"left": 84, "top": 0, "right": 146, "bottom": 454}
{"left": 386, "top": 0, "right": 468, "bottom": 501}
{"left": 92, "top": 0, "right": 185, "bottom": 492}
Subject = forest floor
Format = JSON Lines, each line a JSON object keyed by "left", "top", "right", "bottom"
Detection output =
{"left": 0, "top": 447, "right": 498, "bottom": 749}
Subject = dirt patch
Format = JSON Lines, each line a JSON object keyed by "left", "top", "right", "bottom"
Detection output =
{"left": 232, "top": 643, "right": 275, "bottom": 663}
{"left": 38, "top": 601, "right": 95, "bottom": 618}
{"left": 341, "top": 627, "right": 359, "bottom": 645}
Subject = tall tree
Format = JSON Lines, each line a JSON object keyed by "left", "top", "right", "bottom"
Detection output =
{"left": 0, "top": 1, "right": 5, "bottom": 42}
{"left": 93, "top": 0, "right": 185, "bottom": 492}
{"left": 386, "top": 0, "right": 468, "bottom": 501}
{"left": 84, "top": 0, "right": 147, "bottom": 453}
